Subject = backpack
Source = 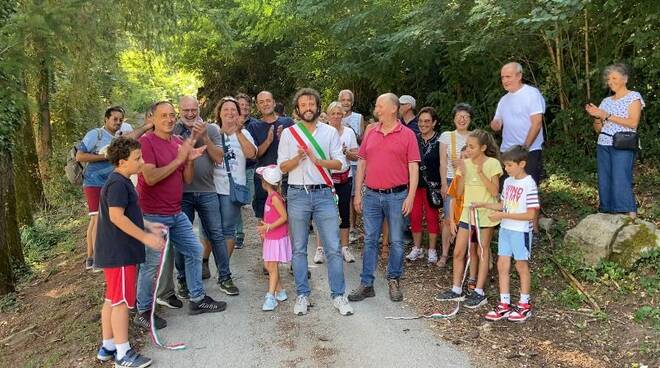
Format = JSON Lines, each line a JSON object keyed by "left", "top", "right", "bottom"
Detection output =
{"left": 65, "top": 128, "right": 102, "bottom": 186}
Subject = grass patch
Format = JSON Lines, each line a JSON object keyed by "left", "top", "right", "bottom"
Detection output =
{"left": 555, "top": 287, "right": 585, "bottom": 310}
{"left": 633, "top": 306, "right": 660, "bottom": 330}
{"left": 19, "top": 207, "right": 85, "bottom": 273}
{"left": 0, "top": 292, "right": 18, "bottom": 313}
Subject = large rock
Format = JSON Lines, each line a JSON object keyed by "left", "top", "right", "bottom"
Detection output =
{"left": 610, "top": 220, "right": 658, "bottom": 269}
{"left": 564, "top": 213, "right": 629, "bottom": 267}
{"left": 564, "top": 213, "right": 659, "bottom": 269}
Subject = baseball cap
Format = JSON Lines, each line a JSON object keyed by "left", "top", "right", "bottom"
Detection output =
{"left": 399, "top": 95, "right": 416, "bottom": 109}
{"left": 256, "top": 164, "right": 282, "bottom": 186}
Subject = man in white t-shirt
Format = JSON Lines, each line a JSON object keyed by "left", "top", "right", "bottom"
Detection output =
{"left": 490, "top": 62, "right": 546, "bottom": 185}
{"left": 339, "top": 89, "right": 365, "bottom": 139}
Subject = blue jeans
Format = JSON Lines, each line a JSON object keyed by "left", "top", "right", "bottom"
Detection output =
{"left": 218, "top": 194, "right": 241, "bottom": 240}
{"left": 235, "top": 167, "right": 256, "bottom": 242}
{"left": 136, "top": 212, "right": 205, "bottom": 312}
{"left": 181, "top": 192, "right": 232, "bottom": 282}
{"left": 360, "top": 189, "right": 407, "bottom": 286}
{"left": 287, "top": 187, "right": 345, "bottom": 298}
{"left": 596, "top": 144, "right": 636, "bottom": 213}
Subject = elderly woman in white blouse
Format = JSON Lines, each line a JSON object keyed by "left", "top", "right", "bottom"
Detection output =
{"left": 585, "top": 63, "right": 644, "bottom": 219}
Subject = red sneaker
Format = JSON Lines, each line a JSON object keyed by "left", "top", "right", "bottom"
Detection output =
{"left": 484, "top": 303, "right": 512, "bottom": 321}
{"left": 507, "top": 303, "right": 532, "bottom": 322}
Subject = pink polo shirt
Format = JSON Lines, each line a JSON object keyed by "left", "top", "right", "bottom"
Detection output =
{"left": 358, "top": 121, "right": 420, "bottom": 189}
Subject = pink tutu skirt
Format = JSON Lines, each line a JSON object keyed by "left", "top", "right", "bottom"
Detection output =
{"left": 263, "top": 236, "right": 292, "bottom": 263}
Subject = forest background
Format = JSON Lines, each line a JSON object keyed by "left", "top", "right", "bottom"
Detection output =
{"left": 0, "top": 0, "right": 658, "bottom": 365}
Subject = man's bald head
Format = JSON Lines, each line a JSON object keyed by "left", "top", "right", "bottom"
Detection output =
{"left": 374, "top": 93, "right": 399, "bottom": 124}
{"left": 500, "top": 62, "right": 523, "bottom": 92}
{"left": 256, "top": 91, "right": 275, "bottom": 116}
{"left": 179, "top": 95, "right": 199, "bottom": 125}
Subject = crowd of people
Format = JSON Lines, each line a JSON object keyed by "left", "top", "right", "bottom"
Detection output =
{"left": 78, "top": 61, "right": 644, "bottom": 367}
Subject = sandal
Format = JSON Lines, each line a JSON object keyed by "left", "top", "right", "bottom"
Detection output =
{"left": 436, "top": 255, "right": 449, "bottom": 268}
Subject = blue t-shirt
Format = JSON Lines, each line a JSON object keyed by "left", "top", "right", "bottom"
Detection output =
{"left": 243, "top": 116, "right": 261, "bottom": 169}
{"left": 403, "top": 116, "right": 420, "bottom": 135}
{"left": 79, "top": 127, "right": 115, "bottom": 187}
{"left": 246, "top": 116, "right": 294, "bottom": 167}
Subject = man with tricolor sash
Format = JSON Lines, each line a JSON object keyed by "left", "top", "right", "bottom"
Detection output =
{"left": 277, "top": 88, "right": 354, "bottom": 317}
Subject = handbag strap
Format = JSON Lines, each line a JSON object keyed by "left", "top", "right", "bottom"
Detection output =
{"left": 450, "top": 130, "right": 457, "bottom": 160}
{"left": 221, "top": 133, "right": 234, "bottom": 180}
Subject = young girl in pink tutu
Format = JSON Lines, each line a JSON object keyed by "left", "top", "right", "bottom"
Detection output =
{"left": 256, "top": 165, "right": 292, "bottom": 311}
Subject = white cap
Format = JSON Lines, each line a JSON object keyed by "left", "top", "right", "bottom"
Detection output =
{"left": 256, "top": 164, "right": 282, "bottom": 186}
{"left": 399, "top": 95, "right": 416, "bottom": 109}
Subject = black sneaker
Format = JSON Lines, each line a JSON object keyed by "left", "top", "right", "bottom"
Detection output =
{"left": 176, "top": 279, "right": 189, "bottom": 300}
{"left": 202, "top": 259, "right": 211, "bottom": 280}
{"left": 156, "top": 295, "right": 183, "bottom": 309}
{"left": 347, "top": 285, "right": 375, "bottom": 302}
{"left": 464, "top": 292, "right": 488, "bottom": 309}
{"left": 434, "top": 289, "right": 465, "bottom": 302}
{"left": 189, "top": 295, "right": 227, "bottom": 315}
{"left": 133, "top": 310, "right": 167, "bottom": 330}
{"left": 235, "top": 237, "right": 244, "bottom": 249}
{"left": 218, "top": 278, "right": 240, "bottom": 296}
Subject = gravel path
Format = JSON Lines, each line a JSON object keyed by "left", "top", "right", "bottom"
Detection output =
{"left": 143, "top": 210, "right": 470, "bottom": 367}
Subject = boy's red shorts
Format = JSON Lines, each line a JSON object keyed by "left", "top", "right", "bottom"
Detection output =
{"left": 103, "top": 265, "right": 137, "bottom": 309}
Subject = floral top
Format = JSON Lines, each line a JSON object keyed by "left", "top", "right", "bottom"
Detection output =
{"left": 597, "top": 91, "right": 645, "bottom": 146}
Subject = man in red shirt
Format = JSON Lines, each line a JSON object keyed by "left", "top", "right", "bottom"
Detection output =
{"left": 134, "top": 101, "right": 226, "bottom": 329}
{"left": 348, "top": 93, "right": 420, "bottom": 302}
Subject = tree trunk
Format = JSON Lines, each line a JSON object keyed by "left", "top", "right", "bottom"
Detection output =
{"left": 35, "top": 53, "right": 52, "bottom": 180}
{"left": 0, "top": 154, "right": 18, "bottom": 295}
{"left": 584, "top": 8, "right": 591, "bottom": 102}
{"left": 14, "top": 76, "right": 46, "bottom": 225}
{"left": 23, "top": 94, "right": 46, "bottom": 209}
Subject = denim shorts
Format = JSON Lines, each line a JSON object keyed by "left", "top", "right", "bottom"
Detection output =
{"left": 498, "top": 227, "right": 532, "bottom": 261}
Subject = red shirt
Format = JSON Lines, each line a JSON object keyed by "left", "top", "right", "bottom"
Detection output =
{"left": 358, "top": 121, "right": 420, "bottom": 189}
{"left": 137, "top": 133, "right": 185, "bottom": 215}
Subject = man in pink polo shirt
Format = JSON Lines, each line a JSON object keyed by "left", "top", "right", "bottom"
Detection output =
{"left": 348, "top": 93, "right": 420, "bottom": 302}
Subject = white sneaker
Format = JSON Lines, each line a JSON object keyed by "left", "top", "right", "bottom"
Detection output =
{"left": 342, "top": 247, "right": 356, "bottom": 263}
{"left": 313, "top": 247, "right": 325, "bottom": 264}
{"left": 427, "top": 249, "right": 438, "bottom": 263}
{"left": 294, "top": 295, "right": 310, "bottom": 316}
{"left": 333, "top": 295, "right": 354, "bottom": 316}
{"left": 406, "top": 247, "right": 424, "bottom": 261}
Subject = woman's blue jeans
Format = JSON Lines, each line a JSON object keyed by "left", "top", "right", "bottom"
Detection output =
{"left": 596, "top": 144, "right": 636, "bottom": 213}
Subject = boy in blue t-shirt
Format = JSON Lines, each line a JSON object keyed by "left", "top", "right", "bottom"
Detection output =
{"left": 95, "top": 137, "right": 165, "bottom": 367}
{"left": 473, "top": 145, "right": 539, "bottom": 322}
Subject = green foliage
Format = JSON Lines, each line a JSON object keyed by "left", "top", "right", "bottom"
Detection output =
{"left": 20, "top": 206, "right": 79, "bottom": 265}
{"left": 596, "top": 261, "right": 627, "bottom": 282}
{"left": 0, "top": 291, "right": 18, "bottom": 313}
{"left": 633, "top": 306, "right": 660, "bottom": 330}
{"left": 556, "top": 287, "right": 585, "bottom": 310}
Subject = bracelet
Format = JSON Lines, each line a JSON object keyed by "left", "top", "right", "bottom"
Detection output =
{"left": 604, "top": 113, "right": 611, "bottom": 121}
